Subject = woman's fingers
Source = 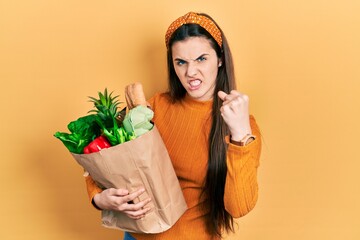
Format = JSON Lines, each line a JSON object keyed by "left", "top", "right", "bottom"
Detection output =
{"left": 219, "top": 91, "right": 248, "bottom": 115}
{"left": 128, "top": 188, "right": 146, "bottom": 200}
{"left": 124, "top": 201, "right": 152, "bottom": 219}
{"left": 121, "top": 197, "right": 152, "bottom": 211}
{"left": 218, "top": 90, "right": 228, "bottom": 101}
{"left": 218, "top": 90, "right": 247, "bottom": 105}
{"left": 217, "top": 90, "right": 252, "bottom": 140}
{"left": 95, "top": 187, "right": 153, "bottom": 219}
{"left": 218, "top": 90, "right": 237, "bottom": 104}
{"left": 109, "top": 188, "right": 129, "bottom": 196}
{"left": 120, "top": 198, "right": 152, "bottom": 219}
{"left": 112, "top": 188, "right": 152, "bottom": 216}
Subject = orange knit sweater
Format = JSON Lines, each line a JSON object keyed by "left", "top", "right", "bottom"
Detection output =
{"left": 85, "top": 92, "right": 261, "bottom": 240}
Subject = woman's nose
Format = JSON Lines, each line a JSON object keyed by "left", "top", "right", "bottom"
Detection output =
{"left": 186, "top": 62, "right": 198, "bottom": 77}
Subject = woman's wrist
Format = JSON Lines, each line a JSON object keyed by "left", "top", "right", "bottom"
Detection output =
{"left": 92, "top": 194, "right": 103, "bottom": 210}
{"left": 231, "top": 134, "right": 256, "bottom": 146}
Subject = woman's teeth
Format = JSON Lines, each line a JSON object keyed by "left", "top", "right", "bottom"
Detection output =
{"left": 189, "top": 80, "right": 201, "bottom": 87}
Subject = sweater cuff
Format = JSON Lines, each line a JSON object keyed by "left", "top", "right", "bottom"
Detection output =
{"left": 85, "top": 175, "right": 103, "bottom": 204}
{"left": 225, "top": 135, "right": 259, "bottom": 168}
{"left": 225, "top": 135, "right": 255, "bottom": 152}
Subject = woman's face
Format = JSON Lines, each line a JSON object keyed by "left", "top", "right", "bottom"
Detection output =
{"left": 171, "top": 37, "right": 221, "bottom": 101}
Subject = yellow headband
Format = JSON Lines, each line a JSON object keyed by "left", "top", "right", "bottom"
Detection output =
{"left": 165, "top": 12, "right": 223, "bottom": 49}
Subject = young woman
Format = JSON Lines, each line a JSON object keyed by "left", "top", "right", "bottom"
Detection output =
{"left": 86, "top": 12, "right": 262, "bottom": 240}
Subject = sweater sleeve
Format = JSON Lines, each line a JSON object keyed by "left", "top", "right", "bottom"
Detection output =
{"left": 84, "top": 174, "right": 103, "bottom": 203}
{"left": 224, "top": 115, "right": 262, "bottom": 218}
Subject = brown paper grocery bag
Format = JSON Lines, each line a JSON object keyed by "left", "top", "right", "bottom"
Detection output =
{"left": 71, "top": 126, "right": 187, "bottom": 233}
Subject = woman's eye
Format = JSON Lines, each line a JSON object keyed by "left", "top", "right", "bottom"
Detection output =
{"left": 175, "top": 60, "right": 186, "bottom": 66}
{"left": 197, "top": 56, "right": 206, "bottom": 62}
{"left": 175, "top": 59, "right": 186, "bottom": 66}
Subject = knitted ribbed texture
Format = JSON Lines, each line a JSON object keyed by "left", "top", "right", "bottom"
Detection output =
{"left": 86, "top": 92, "right": 261, "bottom": 240}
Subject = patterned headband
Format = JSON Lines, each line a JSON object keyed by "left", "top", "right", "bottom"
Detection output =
{"left": 165, "top": 12, "right": 223, "bottom": 49}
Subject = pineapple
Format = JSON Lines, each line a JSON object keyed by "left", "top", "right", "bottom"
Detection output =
{"left": 88, "top": 88, "right": 121, "bottom": 127}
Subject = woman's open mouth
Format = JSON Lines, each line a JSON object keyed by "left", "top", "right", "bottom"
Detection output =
{"left": 188, "top": 79, "right": 202, "bottom": 90}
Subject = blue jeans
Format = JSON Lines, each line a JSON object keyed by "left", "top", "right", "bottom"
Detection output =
{"left": 123, "top": 232, "right": 136, "bottom": 240}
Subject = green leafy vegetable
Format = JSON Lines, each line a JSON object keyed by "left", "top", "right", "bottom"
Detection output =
{"left": 123, "top": 105, "right": 154, "bottom": 137}
{"left": 54, "top": 114, "right": 99, "bottom": 153}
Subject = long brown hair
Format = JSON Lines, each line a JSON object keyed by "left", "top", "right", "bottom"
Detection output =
{"left": 166, "top": 13, "right": 237, "bottom": 237}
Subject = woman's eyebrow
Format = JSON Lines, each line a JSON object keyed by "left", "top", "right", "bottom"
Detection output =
{"left": 174, "top": 53, "right": 210, "bottom": 61}
{"left": 174, "top": 57, "right": 187, "bottom": 62}
{"left": 196, "top": 53, "right": 210, "bottom": 59}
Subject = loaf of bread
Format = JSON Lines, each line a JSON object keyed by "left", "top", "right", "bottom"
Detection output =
{"left": 125, "top": 82, "right": 147, "bottom": 110}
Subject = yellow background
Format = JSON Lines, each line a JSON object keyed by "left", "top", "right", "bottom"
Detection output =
{"left": 1, "top": 0, "right": 359, "bottom": 239}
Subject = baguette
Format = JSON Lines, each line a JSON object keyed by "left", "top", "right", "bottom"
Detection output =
{"left": 125, "top": 82, "right": 147, "bottom": 110}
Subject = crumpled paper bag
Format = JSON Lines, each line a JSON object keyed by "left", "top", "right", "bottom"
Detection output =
{"left": 71, "top": 126, "right": 187, "bottom": 233}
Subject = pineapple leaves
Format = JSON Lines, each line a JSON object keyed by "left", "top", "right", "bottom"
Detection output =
{"left": 87, "top": 88, "right": 122, "bottom": 128}
{"left": 87, "top": 88, "right": 130, "bottom": 145}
